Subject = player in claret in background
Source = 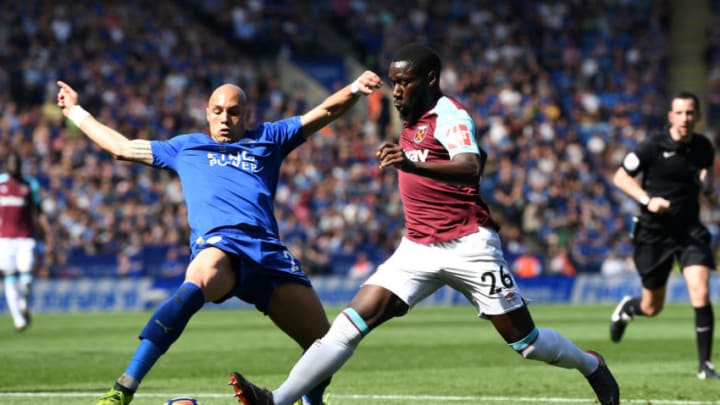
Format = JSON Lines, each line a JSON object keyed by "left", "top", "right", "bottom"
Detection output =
{"left": 55, "top": 68, "right": 382, "bottom": 405}
{"left": 228, "top": 43, "right": 620, "bottom": 405}
{"left": 0, "top": 147, "right": 50, "bottom": 332}
{"left": 610, "top": 91, "right": 719, "bottom": 380}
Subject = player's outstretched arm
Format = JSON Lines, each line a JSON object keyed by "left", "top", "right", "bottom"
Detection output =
{"left": 56, "top": 81, "right": 153, "bottom": 166}
{"left": 300, "top": 70, "right": 382, "bottom": 137}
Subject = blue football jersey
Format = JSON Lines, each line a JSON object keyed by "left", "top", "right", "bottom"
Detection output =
{"left": 150, "top": 116, "right": 305, "bottom": 239}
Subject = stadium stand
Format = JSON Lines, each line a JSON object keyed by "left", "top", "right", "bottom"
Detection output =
{"left": 1, "top": 0, "right": 718, "bottom": 280}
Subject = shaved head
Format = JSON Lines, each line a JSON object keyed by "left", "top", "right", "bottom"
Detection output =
{"left": 209, "top": 84, "right": 247, "bottom": 105}
{"left": 206, "top": 83, "right": 250, "bottom": 143}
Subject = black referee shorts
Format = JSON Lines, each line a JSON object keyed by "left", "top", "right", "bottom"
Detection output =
{"left": 632, "top": 221, "right": 716, "bottom": 290}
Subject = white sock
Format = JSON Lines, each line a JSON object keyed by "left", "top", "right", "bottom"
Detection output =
{"left": 17, "top": 272, "right": 32, "bottom": 313}
{"left": 273, "top": 310, "right": 366, "bottom": 405}
{"left": 519, "top": 328, "right": 598, "bottom": 376}
{"left": 4, "top": 275, "right": 26, "bottom": 328}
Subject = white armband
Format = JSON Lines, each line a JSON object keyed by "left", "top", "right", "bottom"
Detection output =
{"left": 68, "top": 105, "right": 90, "bottom": 127}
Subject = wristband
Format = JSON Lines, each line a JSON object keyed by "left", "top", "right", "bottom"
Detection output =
{"left": 351, "top": 80, "right": 361, "bottom": 95}
{"left": 639, "top": 195, "right": 650, "bottom": 206}
{"left": 68, "top": 105, "right": 90, "bottom": 127}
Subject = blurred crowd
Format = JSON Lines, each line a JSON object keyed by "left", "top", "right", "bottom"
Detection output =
{"left": 2, "top": 0, "right": 720, "bottom": 280}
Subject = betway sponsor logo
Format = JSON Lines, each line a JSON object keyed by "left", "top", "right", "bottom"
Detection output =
{"left": 405, "top": 149, "right": 429, "bottom": 162}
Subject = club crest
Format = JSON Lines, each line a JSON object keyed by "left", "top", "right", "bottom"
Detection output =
{"left": 414, "top": 125, "right": 428, "bottom": 143}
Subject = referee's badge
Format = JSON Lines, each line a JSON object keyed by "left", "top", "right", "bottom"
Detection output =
{"left": 623, "top": 152, "right": 640, "bottom": 171}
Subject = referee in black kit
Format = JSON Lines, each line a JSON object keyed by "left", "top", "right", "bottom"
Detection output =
{"left": 609, "top": 91, "right": 719, "bottom": 379}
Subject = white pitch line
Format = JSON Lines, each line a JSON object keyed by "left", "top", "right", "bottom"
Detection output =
{"left": 0, "top": 392, "right": 718, "bottom": 404}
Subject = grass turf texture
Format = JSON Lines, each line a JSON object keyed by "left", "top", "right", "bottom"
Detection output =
{"left": 0, "top": 304, "right": 717, "bottom": 404}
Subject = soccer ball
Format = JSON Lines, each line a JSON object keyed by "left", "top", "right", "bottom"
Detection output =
{"left": 165, "top": 397, "right": 199, "bottom": 405}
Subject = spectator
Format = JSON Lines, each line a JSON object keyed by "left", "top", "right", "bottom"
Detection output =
{"left": 347, "top": 251, "right": 375, "bottom": 280}
{"left": 510, "top": 247, "right": 544, "bottom": 279}
{"left": 158, "top": 247, "right": 186, "bottom": 279}
{"left": 0, "top": 0, "right": 694, "bottom": 280}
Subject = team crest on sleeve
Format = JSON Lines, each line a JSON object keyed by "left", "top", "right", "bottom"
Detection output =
{"left": 414, "top": 125, "right": 428, "bottom": 143}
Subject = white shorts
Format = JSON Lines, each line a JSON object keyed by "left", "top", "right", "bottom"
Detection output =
{"left": 0, "top": 238, "right": 36, "bottom": 274}
{"left": 364, "top": 227, "right": 525, "bottom": 316}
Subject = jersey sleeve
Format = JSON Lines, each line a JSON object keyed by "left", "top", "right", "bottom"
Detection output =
{"left": 434, "top": 112, "right": 480, "bottom": 159}
{"left": 259, "top": 116, "right": 305, "bottom": 157}
{"left": 621, "top": 139, "right": 654, "bottom": 177}
{"left": 151, "top": 134, "right": 191, "bottom": 170}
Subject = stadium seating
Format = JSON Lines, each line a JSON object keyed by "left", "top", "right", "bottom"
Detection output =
{"left": 2, "top": 1, "right": 717, "bottom": 278}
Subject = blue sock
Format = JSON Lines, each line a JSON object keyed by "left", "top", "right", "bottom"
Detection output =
{"left": 138, "top": 282, "right": 205, "bottom": 353}
{"left": 124, "top": 339, "right": 162, "bottom": 382}
{"left": 302, "top": 377, "right": 330, "bottom": 404}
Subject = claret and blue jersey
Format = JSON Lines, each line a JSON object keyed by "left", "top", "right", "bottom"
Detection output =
{"left": 398, "top": 95, "right": 498, "bottom": 244}
{"left": 0, "top": 173, "right": 41, "bottom": 238}
{"left": 150, "top": 116, "right": 305, "bottom": 240}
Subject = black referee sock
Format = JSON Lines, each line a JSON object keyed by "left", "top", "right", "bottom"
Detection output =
{"left": 694, "top": 304, "right": 714, "bottom": 365}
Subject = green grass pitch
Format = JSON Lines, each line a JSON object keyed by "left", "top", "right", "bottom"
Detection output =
{"left": 1, "top": 304, "right": 718, "bottom": 404}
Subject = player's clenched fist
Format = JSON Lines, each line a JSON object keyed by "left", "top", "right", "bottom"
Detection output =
{"left": 56, "top": 80, "right": 79, "bottom": 115}
{"left": 376, "top": 142, "right": 407, "bottom": 169}
{"left": 352, "top": 70, "right": 383, "bottom": 96}
{"left": 56, "top": 81, "right": 91, "bottom": 127}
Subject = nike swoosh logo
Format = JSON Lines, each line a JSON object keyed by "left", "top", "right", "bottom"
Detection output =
{"left": 662, "top": 151, "right": 676, "bottom": 158}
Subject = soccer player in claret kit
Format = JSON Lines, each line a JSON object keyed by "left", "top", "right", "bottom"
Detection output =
{"left": 610, "top": 91, "right": 720, "bottom": 380}
{"left": 228, "top": 43, "right": 620, "bottom": 405}
{"left": 0, "top": 148, "right": 49, "bottom": 332}
{"left": 56, "top": 69, "right": 382, "bottom": 405}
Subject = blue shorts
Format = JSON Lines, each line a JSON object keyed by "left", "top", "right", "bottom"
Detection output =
{"left": 190, "top": 226, "right": 312, "bottom": 313}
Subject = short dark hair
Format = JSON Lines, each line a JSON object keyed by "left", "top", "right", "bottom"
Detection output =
{"left": 669, "top": 91, "right": 700, "bottom": 111}
{"left": 391, "top": 43, "right": 441, "bottom": 77}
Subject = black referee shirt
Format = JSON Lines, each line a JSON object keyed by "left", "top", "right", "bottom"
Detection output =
{"left": 621, "top": 129, "right": 714, "bottom": 226}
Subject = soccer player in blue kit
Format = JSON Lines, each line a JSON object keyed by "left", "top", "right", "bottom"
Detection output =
{"left": 55, "top": 70, "right": 382, "bottom": 405}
